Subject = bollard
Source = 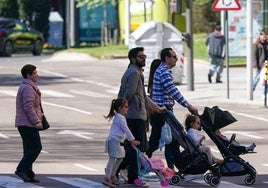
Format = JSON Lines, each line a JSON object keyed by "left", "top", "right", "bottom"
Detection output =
{"left": 264, "top": 61, "right": 268, "bottom": 107}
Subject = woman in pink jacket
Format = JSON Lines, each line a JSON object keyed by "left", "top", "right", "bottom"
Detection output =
{"left": 15, "top": 64, "right": 43, "bottom": 183}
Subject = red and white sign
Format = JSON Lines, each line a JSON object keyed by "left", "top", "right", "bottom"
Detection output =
{"left": 212, "top": 0, "right": 241, "bottom": 11}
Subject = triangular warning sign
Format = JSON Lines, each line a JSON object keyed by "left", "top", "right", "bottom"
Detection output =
{"left": 212, "top": 0, "right": 241, "bottom": 11}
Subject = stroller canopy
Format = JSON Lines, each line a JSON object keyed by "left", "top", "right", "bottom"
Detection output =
{"left": 200, "top": 106, "right": 237, "bottom": 131}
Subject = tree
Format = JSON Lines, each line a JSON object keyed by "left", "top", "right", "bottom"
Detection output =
{"left": 193, "top": 0, "right": 220, "bottom": 33}
{"left": 0, "top": 0, "right": 19, "bottom": 19}
{"left": 20, "top": 0, "right": 51, "bottom": 42}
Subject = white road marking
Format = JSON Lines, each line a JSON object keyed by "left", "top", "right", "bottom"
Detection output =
{"left": 85, "top": 80, "right": 116, "bottom": 89}
{"left": 224, "top": 131, "right": 263, "bottom": 139}
{"left": 42, "top": 101, "right": 92, "bottom": 115}
{"left": 42, "top": 90, "right": 74, "bottom": 98}
{"left": 58, "top": 130, "right": 94, "bottom": 140}
{"left": 38, "top": 69, "right": 68, "bottom": 78}
{"left": 74, "top": 164, "right": 97, "bottom": 172}
{"left": 39, "top": 69, "right": 117, "bottom": 89}
{"left": 0, "top": 133, "right": 9, "bottom": 139}
{"left": 71, "top": 78, "right": 85, "bottom": 82}
{"left": 41, "top": 150, "right": 49, "bottom": 154}
{"left": 0, "top": 90, "right": 16, "bottom": 97}
{"left": 193, "top": 180, "right": 249, "bottom": 187}
{"left": 69, "top": 90, "right": 111, "bottom": 98}
{"left": 106, "top": 88, "right": 119, "bottom": 95}
{"left": 262, "top": 164, "right": 268, "bottom": 167}
{"left": 228, "top": 110, "right": 268, "bottom": 123}
{"left": 48, "top": 177, "right": 103, "bottom": 188}
{"left": 0, "top": 176, "right": 44, "bottom": 188}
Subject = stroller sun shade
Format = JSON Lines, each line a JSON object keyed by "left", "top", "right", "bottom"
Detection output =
{"left": 200, "top": 106, "right": 237, "bottom": 131}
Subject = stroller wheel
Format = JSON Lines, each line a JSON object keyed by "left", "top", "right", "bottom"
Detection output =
{"left": 209, "top": 176, "right": 221, "bottom": 187}
{"left": 244, "top": 175, "right": 255, "bottom": 185}
{"left": 169, "top": 174, "right": 181, "bottom": 185}
{"left": 204, "top": 173, "right": 213, "bottom": 184}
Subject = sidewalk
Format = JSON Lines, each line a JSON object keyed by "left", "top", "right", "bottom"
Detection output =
{"left": 177, "top": 59, "right": 267, "bottom": 108}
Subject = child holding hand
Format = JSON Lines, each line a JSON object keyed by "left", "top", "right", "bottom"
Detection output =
{"left": 103, "top": 98, "right": 140, "bottom": 187}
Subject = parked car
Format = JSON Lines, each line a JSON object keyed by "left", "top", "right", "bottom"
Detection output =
{"left": 0, "top": 18, "right": 44, "bottom": 57}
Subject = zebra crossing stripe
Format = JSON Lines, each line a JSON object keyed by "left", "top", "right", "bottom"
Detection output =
{"left": 193, "top": 180, "right": 249, "bottom": 187}
{"left": 74, "top": 163, "right": 97, "bottom": 171}
{"left": 42, "top": 90, "right": 74, "bottom": 98}
{"left": 0, "top": 133, "right": 9, "bottom": 139}
{"left": 48, "top": 177, "right": 104, "bottom": 188}
{"left": 42, "top": 101, "right": 92, "bottom": 115}
{"left": 0, "top": 176, "right": 44, "bottom": 188}
{"left": 0, "top": 90, "right": 16, "bottom": 97}
{"left": 69, "top": 90, "right": 111, "bottom": 98}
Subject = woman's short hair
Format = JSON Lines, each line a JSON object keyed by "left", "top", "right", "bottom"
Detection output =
{"left": 21, "top": 64, "right": 36, "bottom": 78}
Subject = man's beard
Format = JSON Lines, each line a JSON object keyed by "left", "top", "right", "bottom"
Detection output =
{"left": 137, "top": 61, "right": 145, "bottom": 68}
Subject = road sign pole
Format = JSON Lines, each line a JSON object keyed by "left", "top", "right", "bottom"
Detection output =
{"left": 224, "top": 11, "right": 230, "bottom": 99}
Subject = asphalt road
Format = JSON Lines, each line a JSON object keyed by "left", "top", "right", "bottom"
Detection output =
{"left": 0, "top": 53, "right": 267, "bottom": 188}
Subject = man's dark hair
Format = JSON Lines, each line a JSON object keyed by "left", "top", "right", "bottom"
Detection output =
{"left": 160, "top": 48, "right": 172, "bottom": 62}
{"left": 128, "top": 47, "right": 144, "bottom": 60}
{"left": 215, "top": 25, "right": 222, "bottom": 31}
{"left": 21, "top": 64, "right": 36, "bottom": 78}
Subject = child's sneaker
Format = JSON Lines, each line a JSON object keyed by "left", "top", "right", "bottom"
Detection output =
{"left": 246, "top": 143, "right": 256, "bottom": 151}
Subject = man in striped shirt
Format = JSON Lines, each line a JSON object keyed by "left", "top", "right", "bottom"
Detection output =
{"left": 146, "top": 48, "right": 198, "bottom": 160}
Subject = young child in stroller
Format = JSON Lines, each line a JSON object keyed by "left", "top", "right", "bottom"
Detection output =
{"left": 214, "top": 129, "right": 256, "bottom": 155}
{"left": 185, "top": 114, "right": 223, "bottom": 164}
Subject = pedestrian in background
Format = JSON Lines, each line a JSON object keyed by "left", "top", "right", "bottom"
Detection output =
{"left": 252, "top": 30, "right": 268, "bottom": 91}
{"left": 103, "top": 98, "right": 140, "bottom": 187}
{"left": 206, "top": 25, "right": 225, "bottom": 83}
{"left": 15, "top": 64, "right": 43, "bottom": 183}
{"left": 146, "top": 48, "right": 198, "bottom": 160}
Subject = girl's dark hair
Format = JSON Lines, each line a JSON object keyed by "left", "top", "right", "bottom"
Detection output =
{"left": 160, "top": 48, "right": 172, "bottom": 62}
{"left": 21, "top": 64, "right": 36, "bottom": 78}
{"left": 147, "top": 59, "right": 161, "bottom": 96}
{"left": 104, "top": 98, "right": 128, "bottom": 121}
{"left": 184, "top": 114, "right": 198, "bottom": 131}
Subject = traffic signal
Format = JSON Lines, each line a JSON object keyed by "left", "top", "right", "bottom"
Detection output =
{"left": 182, "top": 32, "right": 190, "bottom": 46}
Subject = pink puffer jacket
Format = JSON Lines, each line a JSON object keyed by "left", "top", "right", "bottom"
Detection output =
{"left": 15, "top": 78, "right": 42, "bottom": 128}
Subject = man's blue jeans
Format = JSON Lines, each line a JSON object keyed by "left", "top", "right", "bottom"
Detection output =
{"left": 253, "top": 70, "right": 260, "bottom": 91}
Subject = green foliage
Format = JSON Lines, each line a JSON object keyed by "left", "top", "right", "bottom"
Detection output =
{"left": 20, "top": 0, "right": 51, "bottom": 42}
{"left": 193, "top": 0, "right": 220, "bottom": 33}
{"left": 75, "top": 0, "right": 116, "bottom": 9}
{"left": 0, "top": 0, "right": 19, "bottom": 18}
{"left": 58, "top": 44, "right": 128, "bottom": 59}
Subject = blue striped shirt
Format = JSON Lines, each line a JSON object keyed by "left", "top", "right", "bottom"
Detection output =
{"left": 152, "top": 62, "right": 189, "bottom": 108}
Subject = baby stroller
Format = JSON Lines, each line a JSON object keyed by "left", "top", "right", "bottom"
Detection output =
{"left": 200, "top": 106, "right": 257, "bottom": 185}
{"left": 132, "top": 145, "right": 174, "bottom": 187}
{"left": 165, "top": 110, "right": 221, "bottom": 186}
